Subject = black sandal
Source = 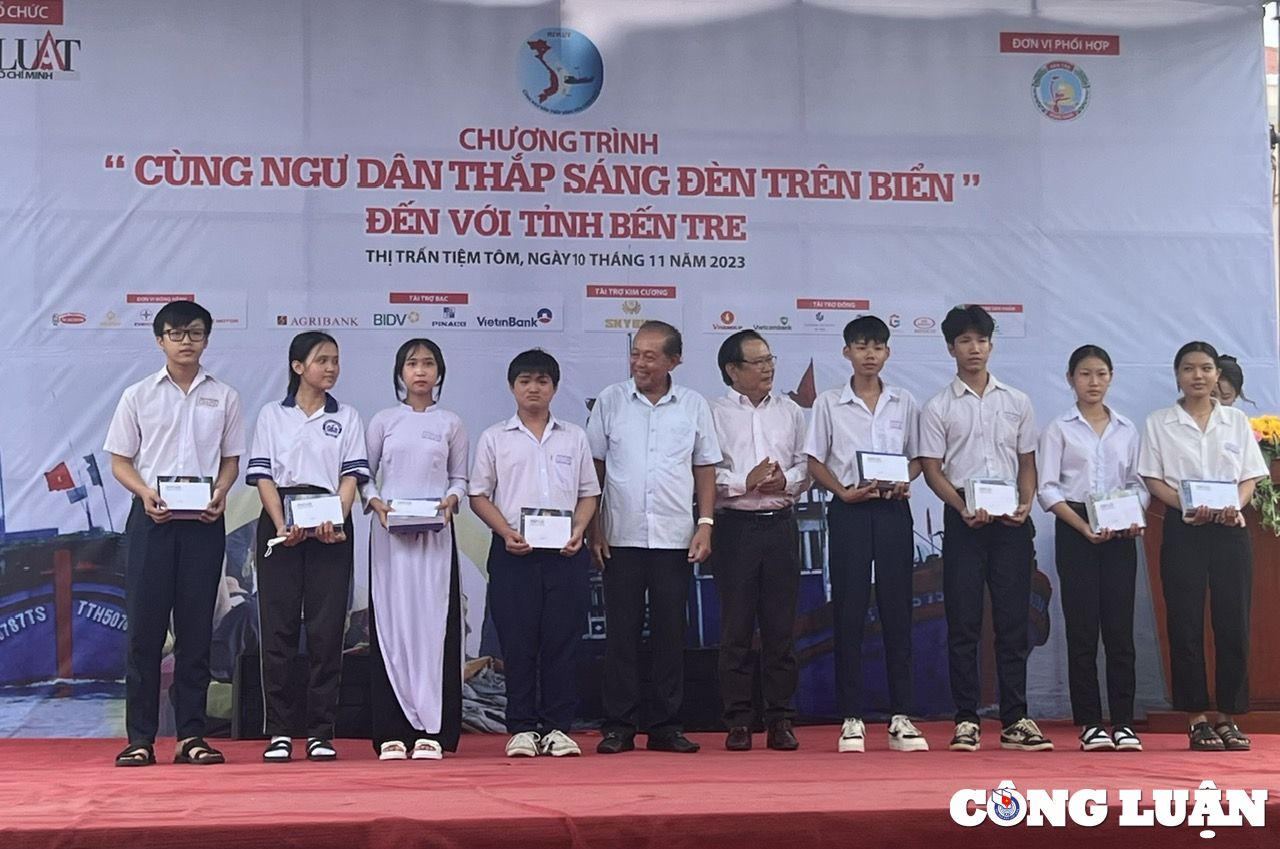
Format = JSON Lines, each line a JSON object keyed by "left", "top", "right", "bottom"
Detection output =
{"left": 174, "top": 737, "right": 225, "bottom": 765}
{"left": 306, "top": 737, "right": 337, "bottom": 761}
{"left": 1213, "top": 721, "right": 1251, "bottom": 751}
{"left": 262, "top": 738, "right": 293, "bottom": 762}
{"left": 1189, "top": 721, "right": 1225, "bottom": 751}
{"left": 114, "top": 742, "right": 155, "bottom": 767}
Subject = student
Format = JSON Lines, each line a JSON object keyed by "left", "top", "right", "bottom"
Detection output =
{"left": 587, "top": 321, "right": 722, "bottom": 754}
{"left": 710, "top": 330, "right": 808, "bottom": 752}
{"left": 804, "top": 316, "right": 928, "bottom": 753}
{"left": 1138, "top": 341, "right": 1266, "bottom": 751}
{"left": 1036, "top": 345, "right": 1146, "bottom": 752}
{"left": 470, "top": 349, "right": 600, "bottom": 757}
{"left": 1213, "top": 355, "right": 1249, "bottom": 407}
{"left": 918, "top": 305, "right": 1052, "bottom": 752}
{"left": 246, "top": 332, "right": 370, "bottom": 762}
{"left": 363, "top": 338, "right": 467, "bottom": 761}
{"left": 105, "top": 300, "right": 244, "bottom": 767}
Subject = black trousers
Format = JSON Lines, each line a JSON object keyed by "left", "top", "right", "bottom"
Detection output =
{"left": 711, "top": 511, "right": 799, "bottom": 728}
{"left": 1160, "top": 505, "right": 1252, "bottom": 714}
{"left": 828, "top": 498, "right": 915, "bottom": 718}
{"left": 601, "top": 547, "right": 691, "bottom": 737}
{"left": 1054, "top": 504, "right": 1137, "bottom": 727}
{"left": 488, "top": 538, "right": 591, "bottom": 734}
{"left": 255, "top": 507, "right": 353, "bottom": 739}
{"left": 942, "top": 505, "right": 1033, "bottom": 726}
{"left": 123, "top": 500, "right": 225, "bottom": 744}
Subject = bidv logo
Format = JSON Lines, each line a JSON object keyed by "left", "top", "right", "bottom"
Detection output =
{"left": 322, "top": 420, "right": 342, "bottom": 438}
{"left": 1033, "top": 61, "right": 1090, "bottom": 121}
{"left": 0, "top": 28, "right": 80, "bottom": 81}
{"left": 373, "top": 311, "right": 420, "bottom": 327}
{"left": 518, "top": 28, "right": 603, "bottom": 115}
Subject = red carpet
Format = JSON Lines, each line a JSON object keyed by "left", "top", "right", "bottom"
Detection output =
{"left": 2, "top": 722, "right": 1276, "bottom": 849}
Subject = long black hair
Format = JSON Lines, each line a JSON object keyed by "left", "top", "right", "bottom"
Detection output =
{"left": 287, "top": 331, "right": 338, "bottom": 396}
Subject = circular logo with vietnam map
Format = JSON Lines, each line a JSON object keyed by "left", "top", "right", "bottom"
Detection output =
{"left": 1032, "top": 61, "right": 1089, "bottom": 121}
{"left": 519, "top": 28, "right": 604, "bottom": 115}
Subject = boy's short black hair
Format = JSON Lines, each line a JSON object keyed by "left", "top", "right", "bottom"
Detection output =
{"left": 153, "top": 300, "right": 212, "bottom": 338}
{"left": 507, "top": 348, "right": 560, "bottom": 387}
{"left": 941, "top": 304, "right": 995, "bottom": 345}
{"left": 716, "top": 330, "right": 765, "bottom": 386}
{"left": 842, "top": 315, "right": 890, "bottom": 346}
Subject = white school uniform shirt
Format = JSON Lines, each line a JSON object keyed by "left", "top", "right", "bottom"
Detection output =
{"left": 803, "top": 381, "right": 919, "bottom": 488}
{"left": 586, "top": 378, "right": 723, "bottom": 550}
{"left": 711, "top": 391, "right": 808, "bottom": 511}
{"left": 917, "top": 374, "right": 1037, "bottom": 490}
{"left": 104, "top": 366, "right": 246, "bottom": 487}
{"left": 245, "top": 393, "right": 371, "bottom": 491}
{"left": 469, "top": 414, "right": 600, "bottom": 530}
{"left": 360, "top": 404, "right": 469, "bottom": 508}
{"left": 1137, "top": 400, "right": 1268, "bottom": 491}
{"left": 1036, "top": 405, "right": 1149, "bottom": 511}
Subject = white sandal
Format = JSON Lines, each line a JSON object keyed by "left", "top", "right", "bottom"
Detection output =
{"left": 411, "top": 738, "right": 443, "bottom": 760}
{"left": 379, "top": 740, "right": 408, "bottom": 760}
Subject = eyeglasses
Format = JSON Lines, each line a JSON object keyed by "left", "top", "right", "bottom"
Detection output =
{"left": 739, "top": 355, "right": 777, "bottom": 368}
{"left": 163, "top": 328, "right": 207, "bottom": 342}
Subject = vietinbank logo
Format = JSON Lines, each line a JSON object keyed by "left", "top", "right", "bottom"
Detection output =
{"left": 518, "top": 28, "right": 603, "bottom": 115}
{"left": 476, "top": 308, "right": 554, "bottom": 329}
{"left": 950, "top": 779, "right": 1267, "bottom": 837}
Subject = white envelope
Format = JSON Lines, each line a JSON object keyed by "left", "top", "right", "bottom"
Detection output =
{"left": 521, "top": 509, "right": 573, "bottom": 549}
{"left": 386, "top": 498, "right": 445, "bottom": 533}
{"left": 285, "top": 494, "right": 345, "bottom": 529}
{"left": 157, "top": 476, "right": 212, "bottom": 517}
{"left": 966, "top": 477, "right": 1019, "bottom": 517}
{"left": 1180, "top": 480, "right": 1238, "bottom": 517}
{"left": 1087, "top": 491, "right": 1147, "bottom": 533}
{"left": 856, "top": 451, "right": 910, "bottom": 488}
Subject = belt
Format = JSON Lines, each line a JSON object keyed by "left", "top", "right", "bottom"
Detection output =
{"left": 718, "top": 506, "right": 794, "bottom": 520}
{"left": 277, "top": 485, "right": 330, "bottom": 496}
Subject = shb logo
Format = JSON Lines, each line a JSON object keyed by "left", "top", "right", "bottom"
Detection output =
{"left": 518, "top": 28, "right": 603, "bottom": 115}
{"left": 1032, "top": 61, "right": 1089, "bottom": 121}
{"left": 0, "top": 29, "right": 80, "bottom": 80}
{"left": 621, "top": 299, "right": 641, "bottom": 315}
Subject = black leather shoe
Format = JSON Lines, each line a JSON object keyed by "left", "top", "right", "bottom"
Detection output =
{"left": 767, "top": 720, "right": 800, "bottom": 751}
{"left": 647, "top": 732, "right": 700, "bottom": 753}
{"left": 725, "top": 726, "right": 752, "bottom": 751}
{"left": 596, "top": 732, "right": 635, "bottom": 754}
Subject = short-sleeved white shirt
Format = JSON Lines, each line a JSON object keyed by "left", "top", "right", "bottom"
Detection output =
{"left": 586, "top": 378, "right": 722, "bottom": 549}
{"left": 246, "top": 393, "right": 370, "bottom": 492}
{"left": 1137, "top": 400, "right": 1268, "bottom": 490}
{"left": 711, "top": 391, "right": 808, "bottom": 511}
{"left": 1036, "top": 405, "right": 1148, "bottom": 511}
{"left": 803, "top": 381, "right": 919, "bottom": 488}
{"left": 469, "top": 414, "right": 600, "bottom": 529}
{"left": 917, "top": 374, "right": 1037, "bottom": 489}
{"left": 104, "top": 366, "right": 245, "bottom": 487}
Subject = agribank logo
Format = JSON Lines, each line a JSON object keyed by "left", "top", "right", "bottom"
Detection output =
{"left": 518, "top": 28, "right": 603, "bottom": 115}
{"left": 1032, "top": 61, "right": 1089, "bottom": 120}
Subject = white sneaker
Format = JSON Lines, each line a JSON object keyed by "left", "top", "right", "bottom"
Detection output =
{"left": 949, "top": 721, "right": 981, "bottom": 752}
{"left": 505, "top": 731, "right": 540, "bottom": 757}
{"left": 379, "top": 740, "right": 408, "bottom": 760}
{"left": 538, "top": 729, "right": 581, "bottom": 757}
{"left": 887, "top": 714, "right": 929, "bottom": 752}
{"left": 411, "top": 738, "right": 443, "bottom": 760}
{"left": 1079, "top": 725, "right": 1115, "bottom": 752}
{"left": 838, "top": 717, "right": 865, "bottom": 753}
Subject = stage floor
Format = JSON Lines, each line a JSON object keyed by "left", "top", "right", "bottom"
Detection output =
{"left": 2, "top": 722, "right": 1276, "bottom": 849}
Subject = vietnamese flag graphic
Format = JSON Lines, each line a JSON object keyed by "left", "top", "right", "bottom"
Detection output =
{"left": 44, "top": 461, "right": 74, "bottom": 491}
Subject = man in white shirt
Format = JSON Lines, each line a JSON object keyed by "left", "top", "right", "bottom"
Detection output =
{"left": 804, "top": 316, "right": 928, "bottom": 754}
{"left": 104, "top": 300, "right": 244, "bottom": 767}
{"left": 587, "top": 321, "right": 722, "bottom": 754}
{"left": 709, "top": 331, "right": 808, "bottom": 752}
{"left": 917, "top": 305, "right": 1052, "bottom": 752}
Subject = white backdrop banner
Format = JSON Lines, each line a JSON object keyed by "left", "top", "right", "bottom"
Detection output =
{"left": 0, "top": 0, "right": 1273, "bottom": 736}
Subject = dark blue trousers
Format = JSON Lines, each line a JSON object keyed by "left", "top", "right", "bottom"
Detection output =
{"left": 942, "top": 505, "right": 1033, "bottom": 727}
{"left": 487, "top": 537, "right": 590, "bottom": 734}
{"left": 124, "top": 499, "right": 225, "bottom": 744}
